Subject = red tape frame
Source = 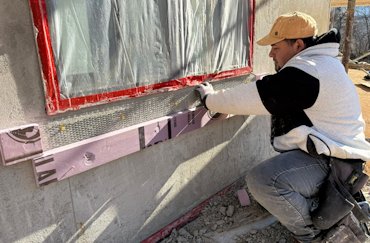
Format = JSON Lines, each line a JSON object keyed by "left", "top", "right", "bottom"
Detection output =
{"left": 28, "top": 0, "right": 255, "bottom": 115}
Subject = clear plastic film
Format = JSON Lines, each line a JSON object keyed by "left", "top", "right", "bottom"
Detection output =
{"left": 45, "top": 0, "right": 251, "bottom": 99}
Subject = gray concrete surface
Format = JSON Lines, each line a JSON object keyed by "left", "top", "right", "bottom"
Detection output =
{"left": 0, "top": 0, "right": 331, "bottom": 242}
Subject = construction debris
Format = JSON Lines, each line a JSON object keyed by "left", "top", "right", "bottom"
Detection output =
{"left": 158, "top": 171, "right": 370, "bottom": 243}
{"left": 237, "top": 189, "right": 251, "bottom": 207}
{"left": 159, "top": 177, "right": 296, "bottom": 243}
{"left": 364, "top": 71, "right": 370, "bottom": 80}
{"left": 360, "top": 82, "right": 370, "bottom": 88}
{"left": 349, "top": 61, "right": 370, "bottom": 71}
{"left": 353, "top": 51, "right": 370, "bottom": 62}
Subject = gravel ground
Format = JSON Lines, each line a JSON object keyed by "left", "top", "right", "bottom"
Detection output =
{"left": 159, "top": 177, "right": 370, "bottom": 243}
{"left": 159, "top": 177, "right": 296, "bottom": 243}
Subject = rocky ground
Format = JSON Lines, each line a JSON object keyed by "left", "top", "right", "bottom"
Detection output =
{"left": 159, "top": 177, "right": 296, "bottom": 243}
{"left": 158, "top": 176, "right": 370, "bottom": 243}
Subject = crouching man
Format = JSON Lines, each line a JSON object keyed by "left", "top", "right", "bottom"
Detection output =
{"left": 195, "top": 11, "right": 370, "bottom": 242}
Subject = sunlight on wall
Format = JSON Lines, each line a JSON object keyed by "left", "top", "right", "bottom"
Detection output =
{"left": 78, "top": 206, "right": 118, "bottom": 241}
{"left": 14, "top": 224, "right": 57, "bottom": 243}
{"left": 137, "top": 140, "right": 228, "bottom": 232}
{"left": 67, "top": 199, "right": 117, "bottom": 242}
{"left": 138, "top": 115, "right": 256, "bottom": 232}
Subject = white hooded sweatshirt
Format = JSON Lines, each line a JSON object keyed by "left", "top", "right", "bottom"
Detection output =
{"left": 206, "top": 42, "right": 370, "bottom": 161}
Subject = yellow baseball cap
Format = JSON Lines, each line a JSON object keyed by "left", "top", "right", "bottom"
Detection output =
{"left": 257, "top": 11, "right": 318, "bottom": 46}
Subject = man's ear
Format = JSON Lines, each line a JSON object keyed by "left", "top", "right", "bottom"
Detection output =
{"left": 295, "top": 39, "right": 306, "bottom": 52}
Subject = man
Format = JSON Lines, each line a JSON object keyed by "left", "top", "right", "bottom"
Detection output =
{"left": 195, "top": 11, "right": 370, "bottom": 242}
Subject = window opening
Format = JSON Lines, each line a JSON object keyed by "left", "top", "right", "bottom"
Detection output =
{"left": 29, "top": 0, "right": 254, "bottom": 115}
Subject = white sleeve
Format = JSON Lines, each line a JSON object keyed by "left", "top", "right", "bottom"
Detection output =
{"left": 205, "top": 82, "right": 270, "bottom": 115}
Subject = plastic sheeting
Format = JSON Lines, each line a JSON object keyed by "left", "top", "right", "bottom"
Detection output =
{"left": 45, "top": 0, "right": 252, "bottom": 99}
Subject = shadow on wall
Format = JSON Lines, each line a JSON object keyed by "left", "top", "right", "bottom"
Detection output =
{"left": 0, "top": 115, "right": 271, "bottom": 242}
{"left": 131, "top": 116, "right": 272, "bottom": 242}
{"left": 64, "top": 115, "right": 272, "bottom": 242}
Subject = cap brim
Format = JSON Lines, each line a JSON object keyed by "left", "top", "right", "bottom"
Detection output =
{"left": 257, "top": 34, "right": 284, "bottom": 46}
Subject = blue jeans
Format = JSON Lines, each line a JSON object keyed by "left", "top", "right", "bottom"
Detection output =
{"left": 246, "top": 150, "right": 330, "bottom": 242}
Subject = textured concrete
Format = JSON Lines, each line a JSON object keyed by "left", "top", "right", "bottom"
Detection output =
{"left": 0, "top": 0, "right": 48, "bottom": 127}
{"left": 0, "top": 162, "right": 75, "bottom": 243}
{"left": 0, "top": 0, "right": 331, "bottom": 242}
{"left": 69, "top": 115, "right": 274, "bottom": 242}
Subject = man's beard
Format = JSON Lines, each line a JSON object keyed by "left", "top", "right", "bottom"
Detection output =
{"left": 274, "top": 61, "right": 281, "bottom": 72}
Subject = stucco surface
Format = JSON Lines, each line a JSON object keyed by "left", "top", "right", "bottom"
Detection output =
{"left": 0, "top": 163, "right": 75, "bottom": 243}
{"left": 69, "top": 115, "right": 274, "bottom": 242}
{"left": 0, "top": 0, "right": 47, "bottom": 127}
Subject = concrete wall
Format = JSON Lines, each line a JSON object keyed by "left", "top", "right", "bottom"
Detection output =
{"left": 0, "top": 1, "right": 330, "bottom": 242}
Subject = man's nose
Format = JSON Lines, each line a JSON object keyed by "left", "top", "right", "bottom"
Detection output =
{"left": 269, "top": 49, "right": 274, "bottom": 58}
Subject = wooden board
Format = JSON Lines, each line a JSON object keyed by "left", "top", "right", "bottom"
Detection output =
{"left": 32, "top": 108, "right": 229, "bottom": 186}
{"left": 360, "top": 81, "right": 370, "bottom": 88}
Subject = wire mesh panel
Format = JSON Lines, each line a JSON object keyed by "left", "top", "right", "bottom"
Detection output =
{"left": 40, "top": 74, "right": 255, "bottom": 149}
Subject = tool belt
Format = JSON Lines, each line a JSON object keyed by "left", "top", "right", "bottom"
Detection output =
{"left": 302, "top": 134, "right": 370, "bottom": 242}
{"left": 311, "top": 157, "right": 369, "bottom": 230}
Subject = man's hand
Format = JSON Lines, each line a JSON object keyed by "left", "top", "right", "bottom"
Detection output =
{"left": 195, "top": 82, "right": 214, "bottom": 109}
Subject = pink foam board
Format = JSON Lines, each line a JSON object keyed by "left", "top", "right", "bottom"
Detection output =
{"left": 0, "top": 124, "right": 43, "bottom": 166}
{"left": 237, "top": 189, "right": 250, "bottom": 206}
{"left": 140, "top": 119, "right": 170, "bottom": 148}
{"left": 32, "top": 108, "right": 229, "bottom": 186}
{"left": 171, "top": 109, "right": 226, "bottom": 137}
{"left": 33, "top": 125, "right": 142, "bottom": 186}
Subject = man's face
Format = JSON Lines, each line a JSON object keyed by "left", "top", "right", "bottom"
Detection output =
{"left": 269, "top": 40, "right": 302, "bottom": 71}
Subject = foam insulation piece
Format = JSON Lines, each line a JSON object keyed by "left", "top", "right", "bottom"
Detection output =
{"left": 0, "top": 124, "right": 43, "bottom": 165}
{"left": 41, "top": 74, "right": 255, "bottom": 150}
{"left": 33, "top": 108, "right": 229, "bottom": 187}
{"left": 237, "top": 189, "right": 250, "bottom": 206}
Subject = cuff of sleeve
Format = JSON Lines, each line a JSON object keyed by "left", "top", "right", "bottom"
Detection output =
{"left": 202, "top": 94, "right": 209, "bottom": 110}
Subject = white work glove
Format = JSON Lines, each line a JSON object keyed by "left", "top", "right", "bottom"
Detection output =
{"left": 194, "top": 82, "right": 214, "bottom": 109}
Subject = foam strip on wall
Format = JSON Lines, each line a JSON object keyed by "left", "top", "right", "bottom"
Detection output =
{"left": 0, "top": 124, "right": 43, "bottom": 166}
{"left": 32, "top": 108, "right": 229, "bottom": 186}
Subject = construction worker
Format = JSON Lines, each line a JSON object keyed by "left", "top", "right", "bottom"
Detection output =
{"left": 195, "top": 11, "right": 370, "bottom": 242}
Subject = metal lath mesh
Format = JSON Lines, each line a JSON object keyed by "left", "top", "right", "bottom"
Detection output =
{"left": 40, "top": 74, "right": 255, "bottom": 149}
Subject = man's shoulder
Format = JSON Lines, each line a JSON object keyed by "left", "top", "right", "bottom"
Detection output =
{"left": 278, "top": 66, "right": 318, "bottom": 81}
{"left": 298, "top": 43, "right": 340, "bottom": 60}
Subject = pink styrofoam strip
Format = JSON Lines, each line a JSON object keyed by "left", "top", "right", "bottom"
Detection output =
{"left": 0, "top": 124, "right": 43, "bottom": 166}
{"left": 32, "top": 108, "right": 229, "bottom": 186}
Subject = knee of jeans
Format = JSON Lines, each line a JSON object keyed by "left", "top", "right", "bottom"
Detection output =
{"left": 246, "top": 163, "right": 272, "bottom": 194}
